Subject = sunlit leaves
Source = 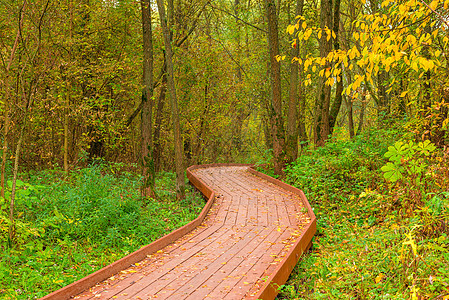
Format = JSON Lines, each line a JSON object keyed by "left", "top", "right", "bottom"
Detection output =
{"left": 381, "top": 140, "right": 435, "bottom": 183}
{"left": 286, "top": 0, "right": 447, "bottom": 95}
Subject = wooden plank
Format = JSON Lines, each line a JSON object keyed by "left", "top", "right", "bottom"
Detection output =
{"left": 42, "top": 164, "right": 316, "bottom": 300}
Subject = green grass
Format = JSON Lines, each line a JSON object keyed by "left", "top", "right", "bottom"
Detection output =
{"left": 273, "top": 128, "right": 449, "bottom": 299}
{"left": 0, "top": 164, "right": 204, "bottom": 299}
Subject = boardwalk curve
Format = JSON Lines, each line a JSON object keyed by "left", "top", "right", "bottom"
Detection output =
{"left": 41, "top": 164, "right": 316, "bottom": 300}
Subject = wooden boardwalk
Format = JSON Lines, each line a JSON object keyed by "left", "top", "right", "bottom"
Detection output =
{"left": 42, "top": 164, "right": 315, "bottom": 300}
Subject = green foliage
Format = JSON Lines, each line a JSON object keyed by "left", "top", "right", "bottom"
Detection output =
{"left": 381, "top": 140, "right": 436, "bottom": 183}
{"left": 0, "top": 165, "right": 203, "bottom": 299}
{"left": 279, "top": 128, "right": 449, "bottom": 300}
{"left": 286, "top": 127, "right": 399, "bottom": 203}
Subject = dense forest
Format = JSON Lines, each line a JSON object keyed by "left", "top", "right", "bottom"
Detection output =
{"left": 0, "top": 0, "right": 448, "bottom": 299}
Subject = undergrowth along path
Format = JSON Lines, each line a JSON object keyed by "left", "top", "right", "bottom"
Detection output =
{"left": 41, "top": 164, "right": 316, "bottom": 300}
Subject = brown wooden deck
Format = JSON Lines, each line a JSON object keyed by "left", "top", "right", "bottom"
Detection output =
{"left": 41, "top": 164, "right": 316, "bottom": 300}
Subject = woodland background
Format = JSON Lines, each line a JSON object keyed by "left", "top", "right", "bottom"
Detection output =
{"left": 0, "top": 0, "right": 449, "bottom": 299}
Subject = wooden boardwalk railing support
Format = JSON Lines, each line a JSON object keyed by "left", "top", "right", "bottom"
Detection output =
{"left": 40, "top": 164, "right": 316, "bottom": 300}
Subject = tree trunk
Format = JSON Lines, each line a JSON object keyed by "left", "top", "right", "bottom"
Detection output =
{"left": 0, "top": 9, "right": 22, "bottom": 200}
{"left": 286, "top": 0, "right": 304, "bottom": 163}
{"left": 265, "top": 0, "right": 285, "bottom": 176}
{"left": 140, "top": 0, "right": 155, "bottom": 198}
{"left": 328, "top": 0, "right": 342, "bottom": 135}
{"left": 64, "top": 85, "right": 70, "bottom": 175}
{"left": 314, "top": 0, "right": 333, "bottom": 146}
{"left": 157, "top": 0, "right": 186, "bottom": 200}
{"left": 356, "top": 88, "right": 367, "bottom": 136}
{"left": 9, "top": 123, "right": 25, "bottom": 246}
{"left": 1, "top": 101, "right": 10, "bottom": 200}
{"left": 153, "top": 69, "right": 167, "bottom": 173}
{"left": 345, "top": 93, "right": 355, "bottom": 138}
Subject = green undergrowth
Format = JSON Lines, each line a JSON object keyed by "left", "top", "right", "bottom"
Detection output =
{"left": 273, "top": 128, "right": 449, "bottom": 299}
{"left": 0, "top": 164, "right": 204, "bottom": 299}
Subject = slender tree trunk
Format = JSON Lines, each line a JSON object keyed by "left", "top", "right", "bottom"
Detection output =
{"left": 314, "top": 0, "right": 333, "bottom": 146}
{"left": 328, "top": 0, "right": 342, "bottom": 135}
{"left": 157, "top": 0, "right": 185, "bottom": 200}
{"left": 64, "top": 0, "right": 73, "bottom": 176}
{"left": 153, "top": 69, "right": 167, "bottom": 173}
{"left": 1, "top": 102, "right": 10, "bottom": 200}
{"left": 9, "top": 123, "right": 24, "bottom": 246}
{"left": 64, "top": 86, "right": 69, "bottom": 175}
{"left": 141, "top": 0, "right": 155, "bottom": 198}
{"left": 1, "top": 9, "right": 22, "bottom": 199}
{"left": 265, "top": 0, "right": 285, "bottom": 176}
{"left": 422, "top": 23, "right": 432, "bottom": 141}
{"left": 345, "top": 93, "right": 355, "bottom": 138}
{"left": 377, "top": 70, "right": 390, "bottom": 119}
{"left": 286, "top": 0, "right": 304, "bottom": 163}
{"left": 356, "top": 88, "right": 367, "bottom": 135}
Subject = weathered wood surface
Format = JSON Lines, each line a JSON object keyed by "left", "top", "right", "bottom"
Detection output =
{"left": 41, "top": 164, "right": 315, "bottom": 300}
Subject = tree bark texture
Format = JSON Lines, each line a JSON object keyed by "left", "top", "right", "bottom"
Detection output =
{"left": 140, "top": 0, "right": 155, "bottom": 198}
{"left": 265, "top": 0, "right": 285, "bottom": 176}
{"left": 314, "top": 0, "right": 333, "bottom": 147}
{"left": 286, "top": 0, "right": 304, "bottom": 163}
{"left": 328, "top": 0, "right": 342, "bottom": 135}
{"left": 157, "top": 0, "right": 186, "bottom": 200}
{"left": 153, "top": 69, "right": 167, "bottom": 173}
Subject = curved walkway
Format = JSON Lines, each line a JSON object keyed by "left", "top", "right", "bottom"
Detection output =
{"left": 42, "top": 164, "right": 315, "bottom": 300}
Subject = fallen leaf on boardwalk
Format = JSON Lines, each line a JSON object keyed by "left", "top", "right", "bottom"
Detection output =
{"left": 244, "top": 282, "right": 250, "bottom": 284}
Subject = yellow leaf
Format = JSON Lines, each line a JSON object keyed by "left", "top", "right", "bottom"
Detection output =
{"left": 326, "top": 77, "right": 335, "bottom": 86}
{"left": 406, "top": 35, "right": 417, "bottom": 46}
{"left": 429, "top": 0, "right": 438, "bottom": 10}
{"left": 287, "top": 25, "right": 295, "bottom": 35}
{"left": 320, "top": 57, "right": 326, "bottom": 66}
{"left": 400, "top": 91, "right": 408, "bottom": 97}
{"left": 375, "top": 273, "right": 385, "bottom": 283}
{"left": 304, "top": 28, "right": 312, "bottom": 40}
{"left": 312, "top": 65, "right": 317, "bottom": 72}
{"left": 302, "top": 21, "right": 307, "bottom": 29}
{"left": 318, "top": 30, "right": 322, "bottom": 40}
{"left": 432, "top": 29, "right": 439, "bottom": 38}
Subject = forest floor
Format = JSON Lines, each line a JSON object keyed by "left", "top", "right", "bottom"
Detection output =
{"left": 0, "top": 165, "right": 204, "bottom": 299}
{"left": 270, "top": 127, "right": 449, "bottom": 299}
{"left": 0, "top": 127, "right": 448, "bottom": 300}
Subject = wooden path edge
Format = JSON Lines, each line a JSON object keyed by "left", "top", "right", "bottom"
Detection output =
{"left": 246, "top": 168, "right": 316, "bottom": 300}
{"left": 40, "top": 163, "right": 316, "bottom": 300}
